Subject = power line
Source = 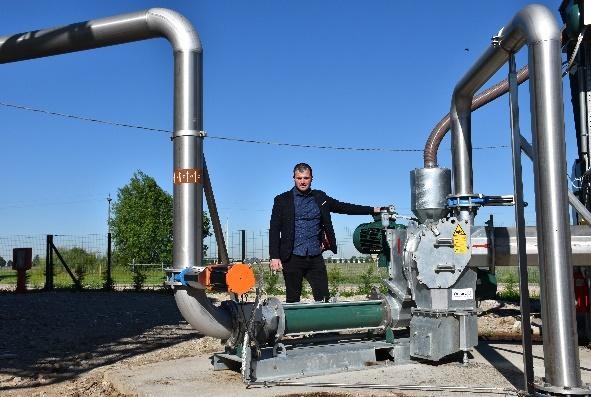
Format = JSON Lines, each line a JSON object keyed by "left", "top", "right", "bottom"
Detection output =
{"left": 0, "top": 100, "right": 510, "bottom": 152}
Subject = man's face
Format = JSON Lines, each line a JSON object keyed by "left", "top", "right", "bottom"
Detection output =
{"left": 293, "top": 169, "right": 312, "bottom": 192}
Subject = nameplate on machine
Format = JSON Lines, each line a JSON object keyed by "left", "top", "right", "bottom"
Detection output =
{"left": 451, "top": 288, "right": 474, "bottom": 301}
{"left": 173, "top": 168, "right": 203, "bottom": 184}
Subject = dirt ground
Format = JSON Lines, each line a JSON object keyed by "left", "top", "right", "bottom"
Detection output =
{"left": 0, "top": 289, "right": 554, "bottom": 397}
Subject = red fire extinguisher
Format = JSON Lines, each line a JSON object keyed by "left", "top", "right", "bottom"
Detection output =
{"left": 574, "top": 269, "right": 590, "bottom": 314}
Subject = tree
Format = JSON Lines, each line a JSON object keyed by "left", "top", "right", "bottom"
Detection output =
{"left": 111, "top": 170, "right": 211, "bottom": 266}
{"left": 0, "top": 256, "right": 5, "bottom": 267}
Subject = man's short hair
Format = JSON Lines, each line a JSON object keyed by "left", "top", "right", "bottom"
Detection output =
{"left": 293, "top": 162, "right": 313, "bottom": 177}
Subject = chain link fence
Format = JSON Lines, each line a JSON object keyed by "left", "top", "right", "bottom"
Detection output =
{"left": 0, "top": 231, "right": 386, "bottom": 292}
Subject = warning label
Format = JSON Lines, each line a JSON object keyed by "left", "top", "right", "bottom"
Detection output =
{"left": 452, "top": 224, "right": 467, "bottom": 253}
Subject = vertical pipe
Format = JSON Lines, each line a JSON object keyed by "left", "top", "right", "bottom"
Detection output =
{"left": 172, "top": 49, "right": 203, "bottom": 269}
{"left": 529, "top": 37, "right": 581, "bottom": 387}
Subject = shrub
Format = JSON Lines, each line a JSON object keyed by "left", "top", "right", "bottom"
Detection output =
{"left": 328, "top": 265, "right": 343, "bottom": 298}
{"left": 74, "top": 265, "right": 86, "bottom": 287}
{"left": 357, "top": 264, "right": 376, "bottom": 295}
{"left": 264, "top": 270, "right": 283, "bottom": 295}
{"left": 498, "top": 272, "right": 520, "bottom": 301}
{"left": 132, "top": 267, "right": 147, "bottom": 291}
{"left": 300, "top": 282, "right": 310, "bottom": 299}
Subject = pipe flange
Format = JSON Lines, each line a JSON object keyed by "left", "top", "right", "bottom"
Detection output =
{"left": 534, "top": 381, "right": 591, "bottom": 396}
{"left": 264, "top": 296, "right": 285, "bottom": 342}
{"left": 222, "top": 300, "right": 242, "bottom": 348}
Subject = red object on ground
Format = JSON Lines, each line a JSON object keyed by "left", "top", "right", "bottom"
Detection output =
{"left": 574, "top": 269, "right": 589, "bottom": 314}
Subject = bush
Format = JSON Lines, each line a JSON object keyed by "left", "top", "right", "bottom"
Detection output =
{"left": 264, "top": 270, "right": 283, "bottom": 295}
{"left": 498, "top": 272, "right": 520, "bottom": 301}
{"left": 74, "top": 265, "right": 86, "bottom": 287}
{"left": 328, "top": 265, "right": 343, "bottom": 298}
{"left": 300, "top": 282, "right": 310, "bottom": 299}
{"left": 132, "top": 267, "right": 147, "bottom": 291}
{"left": 357, "top": 264, "right": 377, "bottom": 296}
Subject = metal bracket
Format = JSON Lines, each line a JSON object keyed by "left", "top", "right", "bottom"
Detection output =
{"left": 171, "top": 129, "right": 207, "bottom": 139}
{"left": 447, "top": 194, "right": 515, "bottom": 209}
{"left": 164, "top": 266, "right": 205, "bottom": 287}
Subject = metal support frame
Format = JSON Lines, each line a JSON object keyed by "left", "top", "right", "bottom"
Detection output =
{"left": 508, "top": 54, "right": 534, "bottom": 395}
{"left": 203, "top": 158, "right": 229, "bottom": 264}
{"left": 214, "top": 335, "right": 409, "bottom": 382}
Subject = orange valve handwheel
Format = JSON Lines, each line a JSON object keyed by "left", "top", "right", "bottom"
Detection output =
{"left": 225, "top": 263, "right": 256, "bottom": 295}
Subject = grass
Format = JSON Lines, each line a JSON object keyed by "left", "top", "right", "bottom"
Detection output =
{"left": 0, "top": 264, "right": 167, "bottom": 289}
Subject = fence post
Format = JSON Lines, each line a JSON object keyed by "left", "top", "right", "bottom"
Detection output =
{"left": 241, "top": 230, "right": 246, "bottom": 262}
{"left": 106, "top": 232, "right": 112, "bottom": 288}
{"left": 44, "top": 234, "right": 54, "bottom": 290}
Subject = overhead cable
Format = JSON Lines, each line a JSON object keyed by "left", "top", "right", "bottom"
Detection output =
{"left": 0, "top": 101, "right": 509, "bottom": 152}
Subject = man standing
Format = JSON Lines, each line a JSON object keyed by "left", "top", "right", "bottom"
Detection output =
{"left": 269, "top": 163, "right": 381, "bottom": 303}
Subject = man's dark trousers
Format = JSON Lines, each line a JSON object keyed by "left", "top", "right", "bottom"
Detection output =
{"left": 282, "top": 254, "right": 329, "bottom": 303}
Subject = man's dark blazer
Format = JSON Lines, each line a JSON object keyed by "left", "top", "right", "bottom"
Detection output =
{"left": 269, "top": 188, "right": 373, "bottom": 262}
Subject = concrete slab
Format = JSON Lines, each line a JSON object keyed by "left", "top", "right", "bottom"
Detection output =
{"left": 105, "top": 341, "right": 591, "bottom": 397}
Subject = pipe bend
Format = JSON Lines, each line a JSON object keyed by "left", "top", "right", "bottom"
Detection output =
{"left": 500, "top": 4, "right": 560, "bottom": 52}
{"left": 146, "top": 8, "right": 202, "bottom": 52}
{"left": 174, "top": 287, "right": 233, "bottom": 340}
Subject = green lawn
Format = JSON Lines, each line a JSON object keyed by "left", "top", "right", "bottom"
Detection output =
{"left": 0, "top": 264, "right": 167, "bottom": 289}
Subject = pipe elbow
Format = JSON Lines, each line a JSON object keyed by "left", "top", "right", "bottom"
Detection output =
{"left": 174, "top": 287, "right": 233, "bottom": 340}
{"left": 500, "top": 4, "right": 560, "bottom": 52}
{"left": 146, "top": 8, "right": 202, "bottom": 52}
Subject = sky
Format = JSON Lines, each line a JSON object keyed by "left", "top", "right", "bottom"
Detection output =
{"left": 0, "top": 0, "right": 579, "bottom": 259}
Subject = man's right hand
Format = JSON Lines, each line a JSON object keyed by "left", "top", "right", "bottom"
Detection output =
{"left": 270, "top": 258, "right": 283, "bottom": 271}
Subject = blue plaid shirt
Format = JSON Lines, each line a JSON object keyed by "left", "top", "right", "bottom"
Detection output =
{"left": 292, "top": 188, "right": 322, "bottom": 256}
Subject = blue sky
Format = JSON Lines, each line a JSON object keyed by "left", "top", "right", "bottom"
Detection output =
{"left": 0, "top": 1, "right": 577, "bottom": 259}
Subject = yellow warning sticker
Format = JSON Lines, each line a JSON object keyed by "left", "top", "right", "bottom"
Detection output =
{"left": 453, "top": 224, "right": 467, "bottom": 253}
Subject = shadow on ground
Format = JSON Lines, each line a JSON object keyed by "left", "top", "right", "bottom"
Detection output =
{"left": 0, "top": 290, "right": 199, "bottom": 391}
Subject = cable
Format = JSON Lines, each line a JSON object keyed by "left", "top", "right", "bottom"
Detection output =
{"left": 0, "top": 100, "right": 510, "bottom": 152}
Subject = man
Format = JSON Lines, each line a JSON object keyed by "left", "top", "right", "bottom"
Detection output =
{"left": 269, "top": 163, "right": 381, "bottom": 303}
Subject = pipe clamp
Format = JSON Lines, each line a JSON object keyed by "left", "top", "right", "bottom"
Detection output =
{"left": 172, "top": 129, "right": 206, "bottom": 139}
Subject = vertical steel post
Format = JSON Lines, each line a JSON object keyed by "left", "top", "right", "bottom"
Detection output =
{"left": 508, "top": 54, "right": 534, "bottom": 395}
{"left": 44, "top": 235, "right": 53, "bottom": 290}
{"left": 107, "top": 232, "right": 112, "bottom": 288}
{"left": 241, "top": 229, "right": 246, "bottom": 262}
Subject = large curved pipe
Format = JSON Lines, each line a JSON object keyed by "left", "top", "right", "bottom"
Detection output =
{"left": 423, "top": 66, "right": 529, "bottom": 168}
{"left": 448, "top": 4, "right": 580, "bottom": 389}
{"left": 0, "top": 9, "right": 232, "bottom": 339}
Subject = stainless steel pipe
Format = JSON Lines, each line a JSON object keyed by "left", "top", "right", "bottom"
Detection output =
{"left": 0, "top": 9, "right": 232, "bottom": 339}
{"left": 449, "top": 4, "right": 580, "bottom": 389}
{"left": 470, "top": 225, "right": 591, "bottom": 267}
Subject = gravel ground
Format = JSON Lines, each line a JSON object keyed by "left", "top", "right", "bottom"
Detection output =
{"left": 0, "top": 289, "right": 552, "bottom": 396}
